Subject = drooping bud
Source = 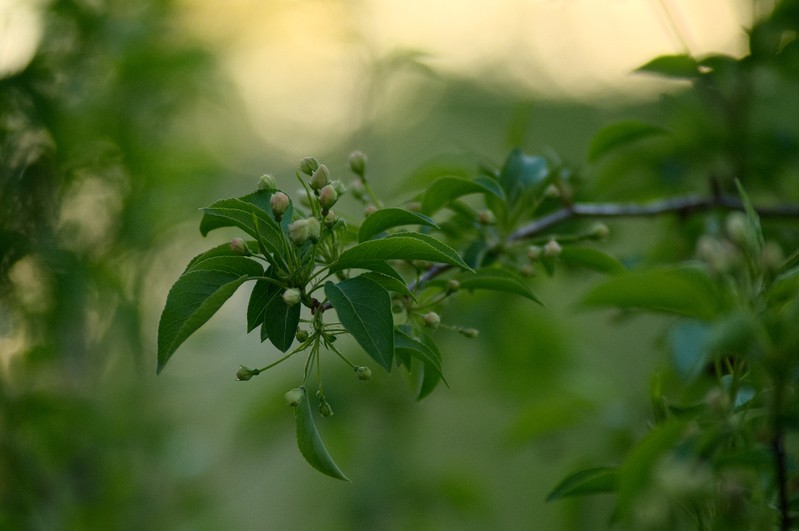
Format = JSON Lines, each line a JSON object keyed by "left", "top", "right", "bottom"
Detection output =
{"left": 236, "top": 366, "right": 260, "bottom": 381}
{"left": 282, "top": 288, "right": 301, "bottom": 307}
{"left": 422, "top": 312, "right": 441, "bottom": 330}
{"left": 354, "top": 366, "right": 372, "bottom": 381}
{"left": 318, "top": 398, "right": 334, "bottom": 417}
{"left": 348, "top": 150, "right": 366, "bottom": 177}
{"left": 310, "top": 164, "right": 330, "bottom": 191}
{"left": 258, "top": 173, "right": 278, "bottom": 190}
{"left": 446, "top": 279, "right": 460, "bottom": 294}
{"left": 270, "top": 191, "right": 290, "bottom": 221}
{"left": 589, "top": 223, "right": 609, "bottom": 240}
{"left": 527, "top": 245, "right": 542, "bottom": 260}
{"left": 350, "top": 178, "right": 365, "bottom": 201}
{"left": 319, "top": 184, "right": 338, "bottom": 212}
{"left": 331, "top": 179, "right": 347, "bottom": 196}
{"left": 230, "top": 237, "right": 250, "bottom": 255}
{"left": 306, "top": 217, "right": 321, "bottom": 243}
{"left": 299, "top": 157, "right": 319, "bottom": 176}
{"left": 288, "top": 219, "right": 309, "bottom": 245}
{"left": 284, "top": 387, "right": 304, "bottom": 407}
{"left": 296, "top": 329, "right": 309, "bottom": 342}
{"left": 459, "top": 327, "right": 479, "bottom": 338}
{"left": 544, "top": 239, "right": 562, "bottom": 258}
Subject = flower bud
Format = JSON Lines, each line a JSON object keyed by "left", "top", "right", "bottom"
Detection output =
{"left": 725, "top": 211, "right": 750, "bottom": 246}
{"left": 236, "top": 366, "right": 259, "bottom": 381}
{"left": 350, "top": 178, "right": 365, "bottom": 201}
{"left": 349, "top": 150, "right": 366, "bottom": 176}
{"left": 519, "top": 264, "right": 535, "bottom": 277}
{"left": 355, "top": 366, "right": 372, "bottom": 381}
{"left": 230, "top": 237, "right": 250, "bottom": 255}
{"left": 296, "top": 329, "right": 309, "bottom": 342}
{"left": 459, "top": 327, "right": 479, "bottom": 338}
{"left": 282, "top": 288, "right": 301, "bottom": 307}
{"left": 284, "top": 387, "right": 304, "bottom": 407}
{"left": 310, "top": 164, "right": 330, "bottom": 191}
{"left": 423, "top": 312, "right": 441, "bottom": 330}
{"left": 319, "top": 184, "right": 338, "bottom": 211}
{"left": 589, "top": 223, "right": 609, "bottom": 240}
{"left": 288, "top": 219, "right": 309, "bottom": 245}
{"left": 527, "top": 245, "right": 542, "bottom": 261}
{"left": 324, "top": 210, "right": 338, "bottom": 226}
{"left": 295, "top": 188, "right": 312, "bottom": 208}
{"left": 299, "top": 157, "right": 319, "bottom": 176}
{"left": 544, "top": 239, "right": 562, "bottom": 258}
{"left": 319, "top": 398, "right": 334, "bottom": 417}
{"left": 478, "top": 210, "right": 495, "bottom": 225}
{"left": 306, "top": 217, "right": 321, "bottom": 243}
{"left": 331, "top": 179, "right": 347, "bottom": 196}
{"left": 364, "top": 205, "right": 378, "bottom": 217}
{"left": 544, "top": 184, "right": 561, "bottom": 198}
{"left": 258, "top": 173, "right": 278, "bottom": 190}
{"left": 446, "top": 279, "right": 460, "bottom": 294}
{"left": 270, "top": 191, "right": 290, "bottom": 221}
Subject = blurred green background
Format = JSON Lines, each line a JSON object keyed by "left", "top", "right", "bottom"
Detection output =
{"left": 0, "top": 0, "right": 764, "bottom": 529}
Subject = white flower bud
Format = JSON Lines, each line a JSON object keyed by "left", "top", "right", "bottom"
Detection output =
{"left": 258, "top": 174, "right": 277, "bottom": 190}
{"left": 282, "top": 288, "right": 301, "bottom": 306}
{"left": 284, "top": 387, "right": 304, "bottom": 407}
{"left": 270, "top": 192, "right": 290, "bottom": 220}
{"left": 422, "top": 312, "right": 441, "bottom": 330}
{"left": 319, "top": 184, "right": 338, "bottom": 211}
{"left": 544, "top": 239, "right": 562, "bottom": 258}
{"left": 288, "top": 219, "right": 309, "bottom": 245}
{"left": 306, "top": 217, "right": 321, "bottom": 242}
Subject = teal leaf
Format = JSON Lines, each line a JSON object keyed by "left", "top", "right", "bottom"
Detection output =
{"left": 330, "top": 232, "right": 472, "bottom": 273}
{"left": 560, "top": 247, "right": 626, "bottom": 275}
{"left": 358, "top": 208, "right": 439, "bottom": 242}
{"left": 421, "top": 176, "right": 505, "bottom": 215}
{"left": 157, "top": 256, "right": 263, "bottom": 373}
{"left": 635, "top": 54, "right": 700, "bottom": 79}
{"left": 581, "top": 266, "right": 724, "bottom": 320}
{"left": 588, "top": 121, "right": 668, "bottom": 163}
{"left": 498, "top": 149, "right": 548, "bottom": 202}
{"left": 325, "top": 277, "right": 394, "bottom": 371}
{"left": 547, "top": 467, "right": 619, "bottom": 501}
{"left": 668, "top": 319, "right": 711, "bottom": 382}
{"left": 294, "top": 387, "right": 350, "bottom": 481}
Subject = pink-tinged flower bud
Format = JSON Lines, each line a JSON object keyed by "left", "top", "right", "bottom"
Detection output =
{"left": 236, "top": 366, "right": 260, "bottom": 381}
{"left": 348, "top": 150, "right": 367, "bottom": 176}
{"left": 354, "top": 366, "right": 372, "bottom": 381}
{"left": 282, "top": 288, "right": 301, "bottom": 306}
{"left": 319, "top": 184, "right": 338, "bottom": 211}
{"left": 459, "top": 327, "right": 479, "bottom": 338}
{"left": 310, "top": 164, "right": 330, "bottom": 191}
{"left": 258, "top": 173, "right": 277, "bottom": 190}
{"left": 544, "top": 239, "right": 562, "bottom": 258}
{"left": 306, "top": 217, "right": 321, "bottom": 242}
{"left": 299, "top": 157, "right": 319, "bottom": 176}
{"left": 364, "top": 205, "right": 377, "bottom": 217}
{"left": 288, "top": 219, "right": 309, "bottom": 245}
{"left": 230, "top": 237, "right": 249, "bottom": 255}
{"left": 284, "top": 387, "right": 304, "bottom": 407}
{"left": 422, "top": 312, "right": 440, "bottom": 330}
{"left": 270, "top": 192, "right": 290, "bottom": 221}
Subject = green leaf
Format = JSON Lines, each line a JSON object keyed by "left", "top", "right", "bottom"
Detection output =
{"left": 635, "top": 54, "right": 700, "bottom": 79}
{"left": 294, "top": 387, "right": 349, "bottom": 481}
{"left": 734, "top": 179, "right": 765, "bottom": 254}
{"left": 560, "top": 247, "right": 626, "bottom": 275}
{"left": 581, "top": 266, "right": 723, "bottom": 320}
{"left": 395, "top": 328, "right": 447, "bottom": 389}
{"left": 417, "top": 334, "right": 444, "bottom": 399}
{"left": 247, "top": 278, "right": 273, "bottom": 333}
{"left": 498, "top": 149, "right": 548, "bottom": 202}
{"left": 358, "top": 208, "right": 439, "bottom": 242}
{"left": 330, "top": 232, "right": 472, "bottom": 273}
{"left": 341, "top": 260, "right": 406, "bottom": 283}
{"left": 262, "top": 287, "right": 301, "bottom": 353}
{"left": 325, "top": 277, "right": 394, "bottom": 371}
{"left": 668, "top": 319, "right": 711, "bottom": 382}
{"left": 157, "top": 256, "right": 263, "bottom": 373}
{"left": 438, "top": 267, "right": 542, "bottom": 303}
{"left": 184, "top": 241, "right": 255, "bottom": 273}
{"left": 361, "top": 272, "right": 416, "bottom": 300}
{"left": 547, "top": 467, "right": 619, "bottom": 501}
{"left": 421, "top": 176, "right": 505, "bottom": 215}
{"left": 588, "top": 121, "right": 668, "bottom": 163}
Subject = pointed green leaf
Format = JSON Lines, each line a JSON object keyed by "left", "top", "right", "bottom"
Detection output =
{"left": 184, "top": 241, "right": 257, "bottom": 273}
{"left": 157, "top": 256, "right": 263, "bottom": 373}
{"left": 330, "top": 232, "right": 472, "bottom": 273}
{"left": 421, "top": 176, "right": 505, "bottom": 215}
{"left": 560, "top": 247, "right": 626, "bottom": 275}
{"left": 358, "top": 208, "right": 439, "bottom": 242}
{"left": 294, "top": 387, "right": 350, "bottom": 481}
{"left": 582, "top": 266, "right": 723, "bottom": 320}
{"left": 734, "top": 179, "right": 765, "bottom": 254}
{"left": 395, "top": 328, "right": 447, "bottom": 387}
{"left": 588, "top": 121, "right": 668, "bottom": 163}
{"left": 547, "top": 467, "right": 619, "bottom": 501}
{"left": 635, "top": 54, "right": 700, "bottom": 79}
{"left": 444, "top": 267, "right": 542, "bottom": 303}
{"left": 247, "top": 278, "right": 273, "bottom": 333}
{"left": 342, "top": 260, "right": 405, "bottom": 283}
{"left": 498, "top": 149, "right": 548, "bottom": 202}
{"left": 262, "top": 287, "right": 301, "bottom": 352}
{"left": 361, "top": 272, "right": 416, "bottom": 300}
{"left": 325, "top": 277, "right": 394, "bottom": 371}
{"left": 417, "top": 333, "right": 443, "bottom": 399}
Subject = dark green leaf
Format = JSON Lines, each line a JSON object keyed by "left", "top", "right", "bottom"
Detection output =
{"left": 498, "top": 149, "right": 548, "bottom": 202}
{"left": 417, "top": 334, "right": 444, "bottom": 399}
{"left": 421, "top": 176, "right": 505, "bottom": 215}
{"left": 247, "top": 278, "right": 273, "bottom": 333}
{"left": 294, "top": 387, "right": 350, "bottom": 481}
{"left": 325, "top": 277, "right": 394, "bottom": 371}
{"left": 262, "top": 288, "right": 301, "bottom": 353}
{"left": 358, "top": 208, "right": 439, "bottom": 242}
{"left": 395, "top": 328, "right": 447, "bottom": 388}
{"left": 330, "top": 232, "right": 472, "bottom": 273}
{"left": 157, "top": 256, "right": 263, "bottom": 373}
{"left": 437, "top": 267, "right": 541, "bottom": 303}
{"left": 588, "top": 121, "right": 668, "bottom": 163}
{"left": 341, "top": 260, "right": 406, "bottom": 283}
{"left": 361, "top": 272, "right": 416, "bottom": 300}
{"left": 635, "top": 54, "right": 700, "bottom": 79}
{"left": 560, "top": 247, "right": 626, "bottom": 275}
{"left": 184, "top": 241, "right": 255, "bottom": 273}
{"left": 547, "top": 467, "right": 619, "bottom": 501}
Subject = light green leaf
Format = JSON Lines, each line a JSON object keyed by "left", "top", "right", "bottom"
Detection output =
{"left": 157, "top": 256, "right": 263, "bottom": 373}
{"left": 581, "top": 266, "right": 724, "bottom": 320}
{"left": 635, "top": 54, "right": 700, "bottom": 79}
{"left": 358, "top": 208, "right": 439, "bottom": 242}
{"left": 547, "top": 467, "right": 619, "bottom": 501}
{"left": 294, "top": 387, "right": 350, "bottom": 481}
{"left": 325, "top": 277, "right": 394, "bottom": 371}
{"left": 421, "top": 176, "right": 505, "bottom": 215}
{"left": 588, "top": 121, "right": 668, "bottom": 163}
{"left": 330, "top": 232, "right": 472, "bottom": 273}
{"left": 560, "top": 247, "right": 626, "bottom": 275}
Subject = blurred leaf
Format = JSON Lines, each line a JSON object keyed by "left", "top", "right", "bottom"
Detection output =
{"left": 294, "top": 387, "right": 349, "bottom": 481}
{"left": 547, "top": 467, "right": 619, "bottom": 501}
{"left": 420, "top": 176, "right": 505, "bottom": 215}
{"left": 498, "top": 149, "right": 548, "bottom": 202}
{"left": 330, "top": 232, "right": 472, "bottom": 273}
{"left": 560, "top": 247, "right": 626, "bottom": 275}
{"left": 511, "top": 394, "right": 593, "bottom": 443}
{"left": 417, "top": 333, "right": 444, "bottom": 399}
{"left": 588, "top": 121, "right": 668, "bottom": 163}
{"left": 358, "top": 208, "right": 439, "bottom": 242}
{"left": 325, "top": 277, "right": 394, "bottom": 371}
{"left": 157, "top": 256, "right": 262, "bottom": 373}
{"left": 668, "top": 319, "right": 710, "bottom": 382}
{"left": 635, "top": 54, "right": 700, "bottom": 79}
{"left": 582, "top": 266, "right": 724, "bottom": 320}
{"left": 442, "top": 267, "right": 542, "bottom": 303}
{"left": 734, "top": 179, "right": 765, "bottom": 254}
